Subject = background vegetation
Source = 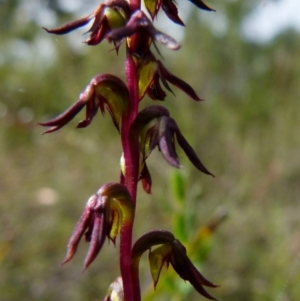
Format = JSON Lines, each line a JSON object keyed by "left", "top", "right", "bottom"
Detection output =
{"left": 1, "top": 0, "right": 300, "bottom": 300}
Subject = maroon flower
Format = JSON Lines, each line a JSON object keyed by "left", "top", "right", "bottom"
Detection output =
{"left": 38, "top": 74, "right": 129, "bottom": 133}
{"left": 136, "top": 53, "right": 202, "bottom": 101}
{"left": 107, "top": 10, "right": 180, "bottom": 56}
{"left": 43, "top": 0, "right": 130, "bottom": 48}
{"left": 132, "top": 230, "right": 218, "bottom": 300}
{"left": 143, "top": 0, "right": 215, "bottom": 26}
{"left": 131, "top": 105, "right": 214, "bottom": 177}
{"left": 62, "top": 183, "right": 133, "bottom": 270}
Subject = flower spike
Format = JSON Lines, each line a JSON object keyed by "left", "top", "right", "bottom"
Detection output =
{"left": 131, "top": 230, "right": 218, "bottom": 300}
{"left": 38, "top": 74, "right": 130, "bottom": 133}
{"left": 62, "top": 183, "right": 133, "bottom": 270}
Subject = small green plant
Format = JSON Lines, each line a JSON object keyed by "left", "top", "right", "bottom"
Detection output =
{"left": 39, "top": 0, "right": 219, "bottom": 300}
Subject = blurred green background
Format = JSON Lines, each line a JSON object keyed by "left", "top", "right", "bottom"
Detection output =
{"left": 1, "top": 0, "right": 300, "bottom": 300}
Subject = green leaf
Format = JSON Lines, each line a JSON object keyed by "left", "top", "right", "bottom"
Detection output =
{"left": 173, "top": 215, "right": 186, "bottom": 242}
{"left": 170, "top": 170, "right": 186, "bottom": 204}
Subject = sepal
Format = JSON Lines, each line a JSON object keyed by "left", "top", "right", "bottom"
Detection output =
{"left": 42, "top": 14, "right": 94, "bottom": 35}
{"left": 161, "top": 0, "right": 185, "bottom": 25}
{"left": 38, "top": 74, "right": 130, "bottom": 133}
{"left": 189, "top": 0, "right": 215, "bottom": 11}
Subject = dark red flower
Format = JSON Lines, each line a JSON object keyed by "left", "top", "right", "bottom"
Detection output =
{"left": 131, "top": 105, "right": 214, "bottom": 177}
{"left": 62, "top": 183, "right": 133, "bottom": 270}
{"left": 132, "top": 230, "right": 218, "bottom": 300}
{"left": 43, "top": 0, "right": 130, "bottom": 48}
{"left": 137, "top": 55, "right": 202, "bottom": 101}
{"left": 107, "top": 10, "right": 180, "bottom": 57}
{"left": 143, "top": 0, "right": 215, "bottom": 26}
{"left": 38, "top": 74, "right": 129, "bottom": 133}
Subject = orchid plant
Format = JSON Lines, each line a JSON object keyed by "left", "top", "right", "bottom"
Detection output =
{"left": 39, "top": 0, "right": 218, "bottom": 300}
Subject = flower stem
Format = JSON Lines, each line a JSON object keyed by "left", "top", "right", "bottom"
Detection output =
{"left": 120, "top": 218, "right": 141, "bottom": 301}
{"left": 130, "top": 0, "right": 141, "bottom": 12}
{"left": 122, "top": 50, "right": 140, "bottom": 202}
{"left": 119, "top": 48, "right": 140, "bottom": 301}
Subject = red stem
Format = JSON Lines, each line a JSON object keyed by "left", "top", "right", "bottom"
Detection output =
{"left": 119, "top": 48, "right": 141, "bottom": 301}
{"left": 119, "top": 0, "right": 141, "bottom": 297}
{"left": 130, "top": 0, "right": 141, "bottom": 12}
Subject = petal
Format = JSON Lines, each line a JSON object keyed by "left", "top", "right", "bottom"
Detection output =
{"left": 147, "top": 76, "right": 167, "bottom": 100}
{"left": 188, "top": 0, "right": 215, "bottom": 11}
{"left": 131, "top": 105, "right": 170, "bottom": 160}
{"left": 92, "top": 74, "right": 130, "bottom": 131}
{"left": 162, "top": 0, "right": 185, "bottom": 26}
{"left": 170, "top": 239, "right": 218, "bottom": 300}
{"left": 104, "top": 6, "right": 128, "bottom": 29}
{"left": 144, "top": 0, "right": 161, "bottom": 19}
{"left": 38, "top": 98, "right": 86, "bottom": 134}
{"left": 62, "top": 196, "right": 96, "bottom": 265}
{"left": 131, "top": 105, "right": 170, "bottom": 131}
{"left": 97, "top": 182, "right": 134, "bottom": 222}
{"left": 149, "top": 244, "right": 172, "bottom": 288}
{"left": 38, "top": 82, "right": 96, "bottom": 133}
{"left": 171, "top": 240, "right": 217, "bottom": 287}
{"left": 84, "top": 210, "right": 107, "bottom": 270}
{"left": 146, "top": 123, "right": 161, "bottom": 157}
{"left": 108, "top": 10, "right": 180, "bottom": 50}
{"left": 84, "top": 214, "right": 95, "bottom": 242}
{"left": 43, "top": 13, "right": 94, "bottom": 35}
{"left": 85, "top": 18, "right": 109, "bottom": 45}
{"left": 137, "top": 59, "right": 158, "bottom": 100}
{"left": 132, "top": 230, "right": 175, "bottom": 259}
{"left": 158, "top": 61, "right": 202, "bottom": 101}
{"left": 173, "top": 119, "right": 214, "bottom": 177}
{"left": 149, "top": 28, "right": 180, "bottom": 50}
{"left": 108, "top": 208, "right": 121, "bottom": 244}
{"left": 77, "top": 94, "right": 99, "bottom": 128}
{"left": 158, "top": 116, "right": 181, "bottom": 168}
{"left": 86, "top": 4, "right": 106, "bottom": 33}
{"left": 139, "top": 163, "right": 152, "bottom": 194}
{"left": 107, "top": 20, "right": 138, "bottom": 41}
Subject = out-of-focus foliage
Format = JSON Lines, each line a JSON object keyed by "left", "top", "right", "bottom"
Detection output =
{"left": 1, "top": 1, "right": 300, "bottom": 301}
